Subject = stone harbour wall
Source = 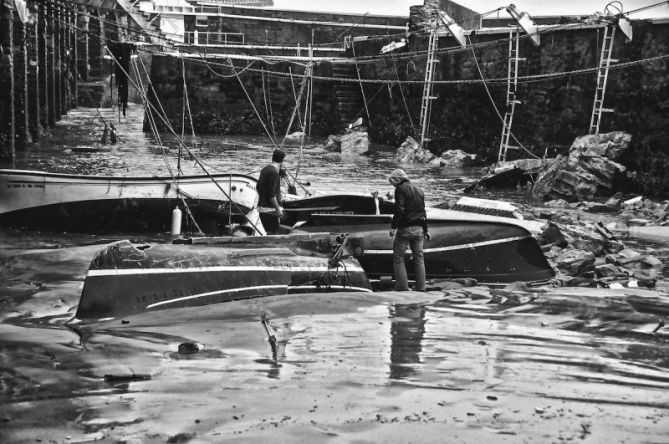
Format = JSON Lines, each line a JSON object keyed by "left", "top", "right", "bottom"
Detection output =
{"left": 147, "top": 18, "right": 669, "bottom": 195}
{"left": 147, "top": 56, "right": 342, "bottom": 137}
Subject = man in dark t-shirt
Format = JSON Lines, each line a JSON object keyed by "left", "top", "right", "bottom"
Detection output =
{"left": 257, "top": 149, "right": 286, "bottom": 234}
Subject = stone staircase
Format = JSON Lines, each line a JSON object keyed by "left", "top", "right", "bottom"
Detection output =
{"left": 331, "top": 63, "right": 364, "bottom": 126}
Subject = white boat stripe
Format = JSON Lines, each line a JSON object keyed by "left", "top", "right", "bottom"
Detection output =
{"left": 365, "top": 235, "right": 531, "bottom": 254}
{"left": 147, "top": 284, "right": 372, "bottom": 309}
{"left": 147, "top": 285, "right": 287, "bottom": 308}
{"left": 87, "top": 264, "right": 366, "bottom": 276}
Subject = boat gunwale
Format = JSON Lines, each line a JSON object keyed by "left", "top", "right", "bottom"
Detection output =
{"left": 0, "top": 169, "right": 258, "bottom": 183}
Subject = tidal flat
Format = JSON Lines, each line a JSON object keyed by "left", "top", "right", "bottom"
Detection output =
{"left": 1, "top": 104, "right": 668, "bottom": 442}
{"left": 1, "top": 233, "right": 668, "bottom": 443}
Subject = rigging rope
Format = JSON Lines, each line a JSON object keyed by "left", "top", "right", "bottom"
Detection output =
{"left": 467, "top": 36, "right": 539, "bottom": 160}
{"left": 390, "top": 52, "right": 417, "bottom": 137}
{"left": 108, "top": 46, "right": 263, "bottom": 234}
{"left": 48, "top": 6, "right": 669, "bottom": 91}
{"left": 182, "top": 57, "right": 199, "bottom": 158}
{"left": 350, "top": 39, "right": 372, "bottom": 126}
{"left": 287, "top": 67, "right": 304, "bottom": 139}
{"left": 131, "top": 56, "right": 205, "bottom": 235}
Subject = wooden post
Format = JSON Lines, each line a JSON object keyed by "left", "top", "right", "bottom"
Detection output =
{"left": 1, "top": 2, "right": 16, "bottom": 160}
{"left": 72, "top": 7, "right": 78, "bottom": 106}
{"left": 59, "top": 0, "right": 66, "bottom": 115}
{"left": 39, "top": 1, "right": 49, "bottom": 131}
{"left": 48, "top": 1, "right": 55, "bottom": 126}
{"left": 77, "top": 7, "right": 89, "bottom": 82}
{"left": 19, "top": 14, "right": 30, "bottom": 144}
{"left": 53, "top": 0, "right": 62, "bottom": 120}
{"left": 28, "top": 3, "right": 40, "bottom": 140}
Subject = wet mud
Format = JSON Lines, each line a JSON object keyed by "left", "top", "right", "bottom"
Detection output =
{"left": 1, "top": 105, "right": 668, "bottom": 442}
{"left": 1, "top": 237, "right": 668, "bottom": 443}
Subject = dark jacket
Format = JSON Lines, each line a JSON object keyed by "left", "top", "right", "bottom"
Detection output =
{"left": 257, "top": 164, "right": 280, "bottom": 207}
{"left": 391, "top": 179, "right": 428, "bottom": 232}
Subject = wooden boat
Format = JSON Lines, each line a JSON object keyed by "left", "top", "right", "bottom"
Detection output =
{"left": 71, "top": 232, "right": 371, "bottom": 323}
{"left": 284, "top": 194, "right": 554, "bottom": 284}
{"left": 282, "top": 192, "right": 395, "bottom": 226}
{"left": 0, "top": 169, "right": 259, "bottom": 234}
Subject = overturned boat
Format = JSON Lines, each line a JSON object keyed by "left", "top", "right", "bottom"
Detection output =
{"left": 285, "top": 194, "right": 554, "bottom": 284}
{"left": 0, "top": 169, "right": 259, "bottom": 234}
{"left": 71, "top": 232, "right": 370, "bottom": 323}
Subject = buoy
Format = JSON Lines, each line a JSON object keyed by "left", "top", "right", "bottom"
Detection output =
{"left": 171, "top": 206, "right": 182, "bottom": 236}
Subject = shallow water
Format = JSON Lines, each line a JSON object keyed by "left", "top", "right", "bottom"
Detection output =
{"left": 2, "top": 103, "right": 531, "bottom": 205}
{"left": 1, "top": 104, "right": 668, "bottom": 442}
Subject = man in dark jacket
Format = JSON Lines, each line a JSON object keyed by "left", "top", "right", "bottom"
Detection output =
{"left": 257, "top": 149, "right": 286, "bottom": 234}
{"left": 388, "top": 168, "right": 430, "bottom": 291}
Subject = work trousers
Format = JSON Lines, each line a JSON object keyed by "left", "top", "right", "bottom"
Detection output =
{"left": 392, "top": 226, "right": 426, "bottom": 291}
{"left": 259, "top": 211, "right": 280, "bottom": 235}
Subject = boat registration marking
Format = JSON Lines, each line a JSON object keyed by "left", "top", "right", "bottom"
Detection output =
{"left": 365, "top": 235, "right": 532, "bottom": 254}
{"left": 147, "top": 285, "right": 287, "bottom": 308}
{"left": 87, "top": 264, "right": 366, "bottom": 276}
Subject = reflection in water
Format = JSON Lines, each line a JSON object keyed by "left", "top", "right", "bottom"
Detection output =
{"left": 388, "top": 304, "right": 426, "bottom": 380}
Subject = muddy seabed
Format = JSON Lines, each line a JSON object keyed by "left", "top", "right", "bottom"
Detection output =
{"left": 0, "top": 235, "right": 668, "bottom": 444}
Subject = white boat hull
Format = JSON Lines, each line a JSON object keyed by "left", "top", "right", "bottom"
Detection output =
{"left": 0, "top": 169, "right": 259, "bottom": 234}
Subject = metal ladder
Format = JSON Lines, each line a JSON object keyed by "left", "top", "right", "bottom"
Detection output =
{"left": 589, "top": 25, "right": 617, "bottom": 135}
{"left": 498, "top": 28, "right": 524, "bottom": 163}
{"left": 419, "top": 25, "right": 439, "bottom": 149}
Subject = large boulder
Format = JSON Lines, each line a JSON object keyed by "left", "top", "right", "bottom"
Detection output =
{"left": 339, "top": 131, "right": 369, "bottom": 155}
{"left": 554, "top": 249, "right": 596, "bottom": 277}
{"left": 395, "top": 136, "right": 435, "bottom": 163}
{"left": 430, "top": 149, "right": 478, "bottom": 167}
{"left": 324, "top": 134, "right": 340, "bottom": 152}
{"left": 323, "top": 130, "right": 369, "bottom": 155}
{"left": 323, "top": 118, "right": 370, "bottom": 155}
{"left": 533, "top": 132, "right": 630, "bottom": 201}
{"left": 569, "top": 131, "right": 631, "bottom": 160}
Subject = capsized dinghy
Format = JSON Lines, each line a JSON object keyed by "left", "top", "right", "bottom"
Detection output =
{"left": 283, "top": 193, "right": 553, "bottom": 283}
{"left": 71, "top": 232, "right": 370, "bottom": 323}
{"left": 0, "top": 169, "right": 259, "bottom": 234}
{"left": 294, "top": 209, "right": 553, "bottom": 283}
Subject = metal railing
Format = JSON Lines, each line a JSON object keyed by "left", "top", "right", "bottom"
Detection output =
{"left": 184, "top": 31, "right": 245, "bottom": 45}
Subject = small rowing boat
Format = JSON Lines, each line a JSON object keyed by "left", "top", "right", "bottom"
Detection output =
{"left": 71, "top": 232, "right": 371, "bottom": 323}
{"left": 284, "top": 194, "right": 554, "bottom": 284}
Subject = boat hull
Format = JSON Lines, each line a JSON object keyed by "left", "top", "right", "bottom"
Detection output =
{"left": 0, "top": 169, "right": 258, "bottom": 233}
{"left": 296, "top": 214, "right": 555, "bottom": 283}
{"left": 72, "top": 235, "right": 371, "bottom": 323}
{"left": 282, "top": 193, "right": 395, "bottom": 225}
